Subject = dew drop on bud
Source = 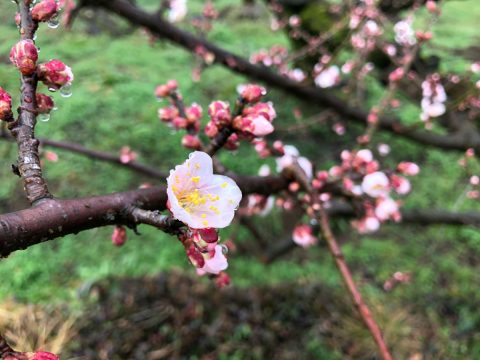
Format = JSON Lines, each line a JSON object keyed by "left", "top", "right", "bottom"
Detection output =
{"left": 47, "top": 16, "right": 60, "bottom": 29}
{"left": 220, "top": 244, "right": 229, "bottom": 255}
{"left": 60, "top": 84, "right": 72, "bottom": 98}
{"left": 38, "top": 113, "right": 50, "bottom": 122}
{"left": 48, "top": 87, "right": 57, "bottom": 92}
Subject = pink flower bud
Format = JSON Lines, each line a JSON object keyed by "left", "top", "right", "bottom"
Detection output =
{"left": 224, "top": 133, "right": 239, "bottom": 151}
{"left": 119, "top": 146, "right": 137, "bottom": 164}
{"left": 155, "top": 85, "right": 170, "bottom": 98}
{"left": 112, "top": 226, "right": 127, "bottom": 246}
{"left": 10, "top": 40, "right": 38, "bottom": 75}
{"left": 32, "top": 0, "right": 59, "bottom": 22}
{"left": 208, "top": 101, "right": 231, "bottom": 127}
{"left": 172, "top": 116, "right": 188, "bottom": 129}
{"left": 45, "top": 150, "right": 58, "bottom": 162}
{"left": 186, "top": 103, "right": 203, "bottom": 123}
{"left": 215, "top": 271, "right": 231, "bottom": 288}
{"left": 15, "top": 13, "right": 21, "bottom": 26}
{"left": 240, "top": 84, "right": 266, "bottom": 103}
{"left": 181, "top": 134, "right": 201, "bottom": 150}
{"left": 397, "top": 162, "right": 420, "bottom": 176}
{"left": 36, "top": 93, "right": 55, "bottom": 114}
{"left": 204, "top": 121, "right": 219, "bottom": 138}
{"left": 0, "top": 87, "right": 13, "bottom": 122}
{"left": 426, "top": 0, "right": 438, "bottom": 13}
{"left": 37, "top": 59, "right": 74, "bottom": 90}
{"left": 158, "top": 106, "right": 179, "bottom": 122}
{"left": 389, "top": 67, "right": 405, "bottom": 82}
{"left": 198, "top": 228, "right": 219, "bottom": 243}
{"left": 292, "top": 224, "right": 317, "bottom": 248}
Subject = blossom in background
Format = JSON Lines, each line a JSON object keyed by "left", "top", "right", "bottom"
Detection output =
{"left": 0, "top": 87, "right": 12, "bottom": 121}
{"left": 276, "top": 145, "right": 313, "bottom": 179}
{"left": 361, "top": 171, "right": 390, "bottom": 198}
{"left": 119, "top": 146, "right": 138, "bottom": 164}
{"left": 167, "top": 151, "right": 242, "bottom": 228}
{"left": 420, "top": 76, "right": 447, "bottom": 120}
{"left": 168, "top": 0, "right": 188, "bottom": 22}
{"left": 394, "top": 20, "right": 416, "bottom": 46}
{"left": 314, "top": 65, "right": 340, "bottom": 88}
{"left": 292, "top": 224, "right": 318, "bottom": 248}
{"left": 375, "top": 197, "right": 401, "bottom": 222}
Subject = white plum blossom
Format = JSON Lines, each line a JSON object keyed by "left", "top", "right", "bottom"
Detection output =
{"left": 421, "top": 77, "right": 447, "bottom": 119}
{"left": 167, "top": 151, "right": 242, "bottom": 229}
{"left": 201, "top": 245, "right": 228, "bottom": 274}
{"left": 361, "top": 171, "right": 390, "bottom": 198}
{"left": 276, "top": 145, "right": 313, "bottom": 179}
{"left": 168, "top": 0, "right": 187, "bottom": 22}
{"left": 292, "top": 224, "right": 318, "bottom": 248}
{"left": 314, "top": 65, "right": 340, "bottom": 88}
{"left": 394, "top": 20, "right": 416, "bottom": 46}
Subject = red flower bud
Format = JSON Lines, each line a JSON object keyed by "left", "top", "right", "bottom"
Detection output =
{"left": 224, "top": 133, "right": 239, "bottom": 151}
{"left": 240, "top": 84, "right": 266, "bottom": 103}
{"left": 215, "top": 271, "right": 231, "bottom": 288}
{"left": 155, "top": 85, "right": 170, "bottom": 98}
{"left": 37, "top": 59, "right": 74, "bottom": 90}
{"left": 172, "top": 116, "right": 188, "bottom": 129}
{"left": 32, "top": 0, "right": 59, "bottom": 22}
{"left": 182, "top": 134, "right": 201, "bottom": 150}
{"left": 158, "top": 106, "right": 179, "bottom": 122}
{"left": 10, "top": 40, "right": 38, "bottom": 75}
{"left": 112, "top": 226, "right": 127, "bottom": 246}
{"left": 198, "top": 228, "right": 219, "bottom": 243}
{"left": 187, "top": 244, "right": 205, "bottom": 268}
{"left": 186, "top": 103, "right": 202, "bottom": 123}
{"left": 0, "top": 87, "right": 13, "bottom": 122}
{"left": 36, "top": 93, "right": 55, "bottom": 114}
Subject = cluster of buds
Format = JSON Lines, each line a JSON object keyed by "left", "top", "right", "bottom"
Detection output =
{"left": 37, "top": 59, "right": 74, "bottom": 91}
{"left": 0, "top": 87, "right": 13, "bottom": 122}
{"left": 183, "top": 228, "right": 230, "bottom": 278}
{"left": 31, "top": 0, "right": 59, "bottom": 22}
{"left": 10, "top": 40, "right": 38, "bottom": 75}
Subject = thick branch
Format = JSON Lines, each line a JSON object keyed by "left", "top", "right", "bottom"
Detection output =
{"left": 87, "top": 0, "right": 480, "bottom": 152}
{"left": 8, "top": 3, "right": 51, "bottom": 204}
{"left": 0, "top": 174, "right": 288, "bottom": 258}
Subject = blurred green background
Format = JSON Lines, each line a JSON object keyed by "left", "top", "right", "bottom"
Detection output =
{"left": 0, "top": 0, "right": 479, "bottom": 358}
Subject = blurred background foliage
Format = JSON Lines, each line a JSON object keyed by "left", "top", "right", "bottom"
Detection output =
{"left": 0, "top": 0, "right": 479, "bottom": 358}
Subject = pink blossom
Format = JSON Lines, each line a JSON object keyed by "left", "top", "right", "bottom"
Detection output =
{"left": 362, "top": 171, "right": 390, "bottom": 198}
{"left": 240, "top": 84, "right": 266, "bottom": 103}
{"left": 208, "top": 101, "right": 231, "bottom": 127}
{"left": 292, "top": 224, "right": 318, "bottom": 248}
{"left": 201, "top": 245, "right": 228, "bottom": 274}
{"left": 182, "top": 134, "right": 201, "bottom": 150}
{"left": 391, "top": 175, "right": 411, "bottom": 195}
{"left": 394, "top": 20, "right": 416, "bottom": 46}
{"left": 45, "top": 151, "right": 58, "bottom": 162}
{"left": 276, "top": 145, "right": 312, "bottom": 179}
{"left": 314, "top": 65, "right": 340, "bottom": 88}
{"left": 378, "top": 144, "right": 391, "bottom": 156}
{"left": 233, "top": 112, "right": 274, "bottom": 137}
{"left": 355, "top": 216, "right": 380, "bottom": 234}
{"left": 167, "top": 151, "right": 242, "bottom": 228}
{"left": 375, "top": 197, "right": 401, "bottom": 222}
{"left": 470, "top": 175, "right": 479, "bottom": 186}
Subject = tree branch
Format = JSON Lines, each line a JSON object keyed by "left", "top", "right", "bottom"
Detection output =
{"left": 86, "top": 0, "right": 480, "bottom": 152}
{"left": 8, "top": 3, "right": 52, "bottom": 204}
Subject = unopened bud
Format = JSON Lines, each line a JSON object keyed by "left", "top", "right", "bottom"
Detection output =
{"left": 240, "top": 84, "right": 266, "bottom": 103}
{"left": 0, "top": 87, "right": 13, "bottom": 122}
{"left": 10, "top": 40, "right": 38, "bottom": 75}
{"left": 182, "top": 134, "right": 201, "bottom": 149}
{"left": 36, "top": 93, "right": 55, "bottom": 114}
{"left": 32, "top": 0, "right": 59, "bottom": 22}
{"left": 111, "top": 226, "right": 127, "bottom": 246}
{"left": 37, "top": 59, "right": 74, "bottom": 90}
{"left": 208, "top": 101, "right": 231, "bottom": 127}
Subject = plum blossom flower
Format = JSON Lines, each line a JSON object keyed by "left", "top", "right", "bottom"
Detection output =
{"left": 314, "top": 65, "right": 340, "bottom": 88}
{"left": 362, "top": 171, "right": 390, "bottom": 198}
{"left": 375, "top": 197, "right": 401, "bottom": 222}
{"left": 394, "top": 20, "right": 416, "bottom": 46}
{"left": 354, "top": 216, "right": 380, "bottom": 234}
{"left": 168, "top": 0, "right": 188, "bottom": 22}
{"left": 276, "top": 145, "right": 313, "bottom": 179}
{"left": 167, "top": 151, "right": 242, "bottom": 228}
{"left": 292, "top": 224, "right": 318, "bottom": 248}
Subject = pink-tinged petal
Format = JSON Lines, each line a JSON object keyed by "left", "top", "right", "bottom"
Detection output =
{"left": 292, "top": 224, "right": 318, "bottom": 248}
{"left": 201, "top": 245, "right": 228, "bottom": 274}
{"left": 361, "top": 171, "right": 390, "bottom": 198}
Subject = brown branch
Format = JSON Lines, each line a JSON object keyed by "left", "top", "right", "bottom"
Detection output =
{"left": 8, "top": 2, "right": 52, "bottom": 205}
{"left": 86, "top": 0, "right": 480, "bottom": 152}
{"left": 0, "top": 132, "right": 167, "bottom": 179}
{"left": 316, "top": 206, "right": 393, "bottom": 360}
{"left": 0, "top": 174, "right": 289, "bottom": 258}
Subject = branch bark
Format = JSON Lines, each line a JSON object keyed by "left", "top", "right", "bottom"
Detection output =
{"left": 86, "top": 0, "right": 480, "bottom": 152}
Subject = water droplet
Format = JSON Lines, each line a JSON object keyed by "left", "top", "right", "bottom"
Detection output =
{"left": 48, "top": 86, "right": 57, "bottom": 92}
{"left": 220, "top": 244, "right": 228, "bottom": 255}
{"left": 60, "top": 84, "right": 72, "bottom": 98}
{"left": 38, "top": 113, "right": 50, "bottom": 122}
{"left": 33, "top": 34, "right": 37, "bottom": 41}
{"left": 47, "top": 16, "right": 60, "bottom": 29}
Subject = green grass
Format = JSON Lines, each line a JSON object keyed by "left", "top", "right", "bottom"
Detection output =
{"left": 0, "top": 0, "right": 480, "bottom": 357}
